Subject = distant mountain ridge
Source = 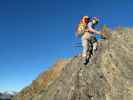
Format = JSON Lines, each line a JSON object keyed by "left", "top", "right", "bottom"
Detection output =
{"left": 12, "top": 27, "right": 133, "bottom": 100}
{"left": 0, "top": 91, "right": 16, "bottom": 100}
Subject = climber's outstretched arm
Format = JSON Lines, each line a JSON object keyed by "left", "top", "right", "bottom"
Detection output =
{"left": 87, "top": 27, "right": 101, "bottom": 35}
{"left": 87, "top": 23, "right": 101, "bottom": 35}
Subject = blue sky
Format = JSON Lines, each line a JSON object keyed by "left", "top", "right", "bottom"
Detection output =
{"left": 0, "top": 0, "right": 133, "bottom": 92}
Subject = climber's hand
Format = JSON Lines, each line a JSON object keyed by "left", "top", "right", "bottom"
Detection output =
{"left": 95, "top": 31, "right": 101, "bottom": 35}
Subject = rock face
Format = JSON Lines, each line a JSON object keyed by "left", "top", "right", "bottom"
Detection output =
{"left": 12, "top": 28, "right": 133, "bottom": 100}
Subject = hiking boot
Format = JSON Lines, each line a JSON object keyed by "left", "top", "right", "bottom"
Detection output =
{"left": 82, "top": 57, "right": 88, "bottom": 65}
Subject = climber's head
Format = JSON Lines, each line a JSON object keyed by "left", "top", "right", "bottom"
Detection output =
{"left": 81, "top": 16, "right": 90, "bottom": 24}
{"left": 92, "top": 16, "right": 99, "bottom": 25}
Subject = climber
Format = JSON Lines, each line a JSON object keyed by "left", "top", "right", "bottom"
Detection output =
{"left": 76, "top": 16, "right": 102, "bottom": 65}
{"left": 89, "top": 17, "right": 107, "bottom": 55}
{"left": 76, "top": 16, "right": 91, "bottom": 64}
{"left": 83, "top": 16, "right": 102, "bottom": 64}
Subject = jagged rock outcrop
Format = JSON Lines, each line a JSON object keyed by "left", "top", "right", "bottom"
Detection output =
{"left": 12, "top": 28, "right": 133, "bottom": 100}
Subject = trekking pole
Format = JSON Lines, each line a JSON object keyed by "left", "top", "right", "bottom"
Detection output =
{"left": 72, "top": 42, "right": 81, "bottom": 45}
{"left": 72, "top": 42, "right": 82, "bottom": 48}
{"left": 72, "top": 45, "right": 82, "bottom": 48}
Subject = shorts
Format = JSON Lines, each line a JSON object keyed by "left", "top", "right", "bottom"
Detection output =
{"left": 90, "top": 36, "right": 97, "bottom": 44}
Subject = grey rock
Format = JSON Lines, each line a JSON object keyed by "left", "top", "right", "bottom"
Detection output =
{"left": 12, "top": 28, "right": 133, "bottom": 100}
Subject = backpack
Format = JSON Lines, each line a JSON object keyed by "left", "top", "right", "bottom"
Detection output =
{"left": 76, "top": 22, "right": 87, "bottom": 37}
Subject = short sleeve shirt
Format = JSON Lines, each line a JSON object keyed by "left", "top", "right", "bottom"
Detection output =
{"left": 87, "top": 22, "right": 96, "bottom": 36}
